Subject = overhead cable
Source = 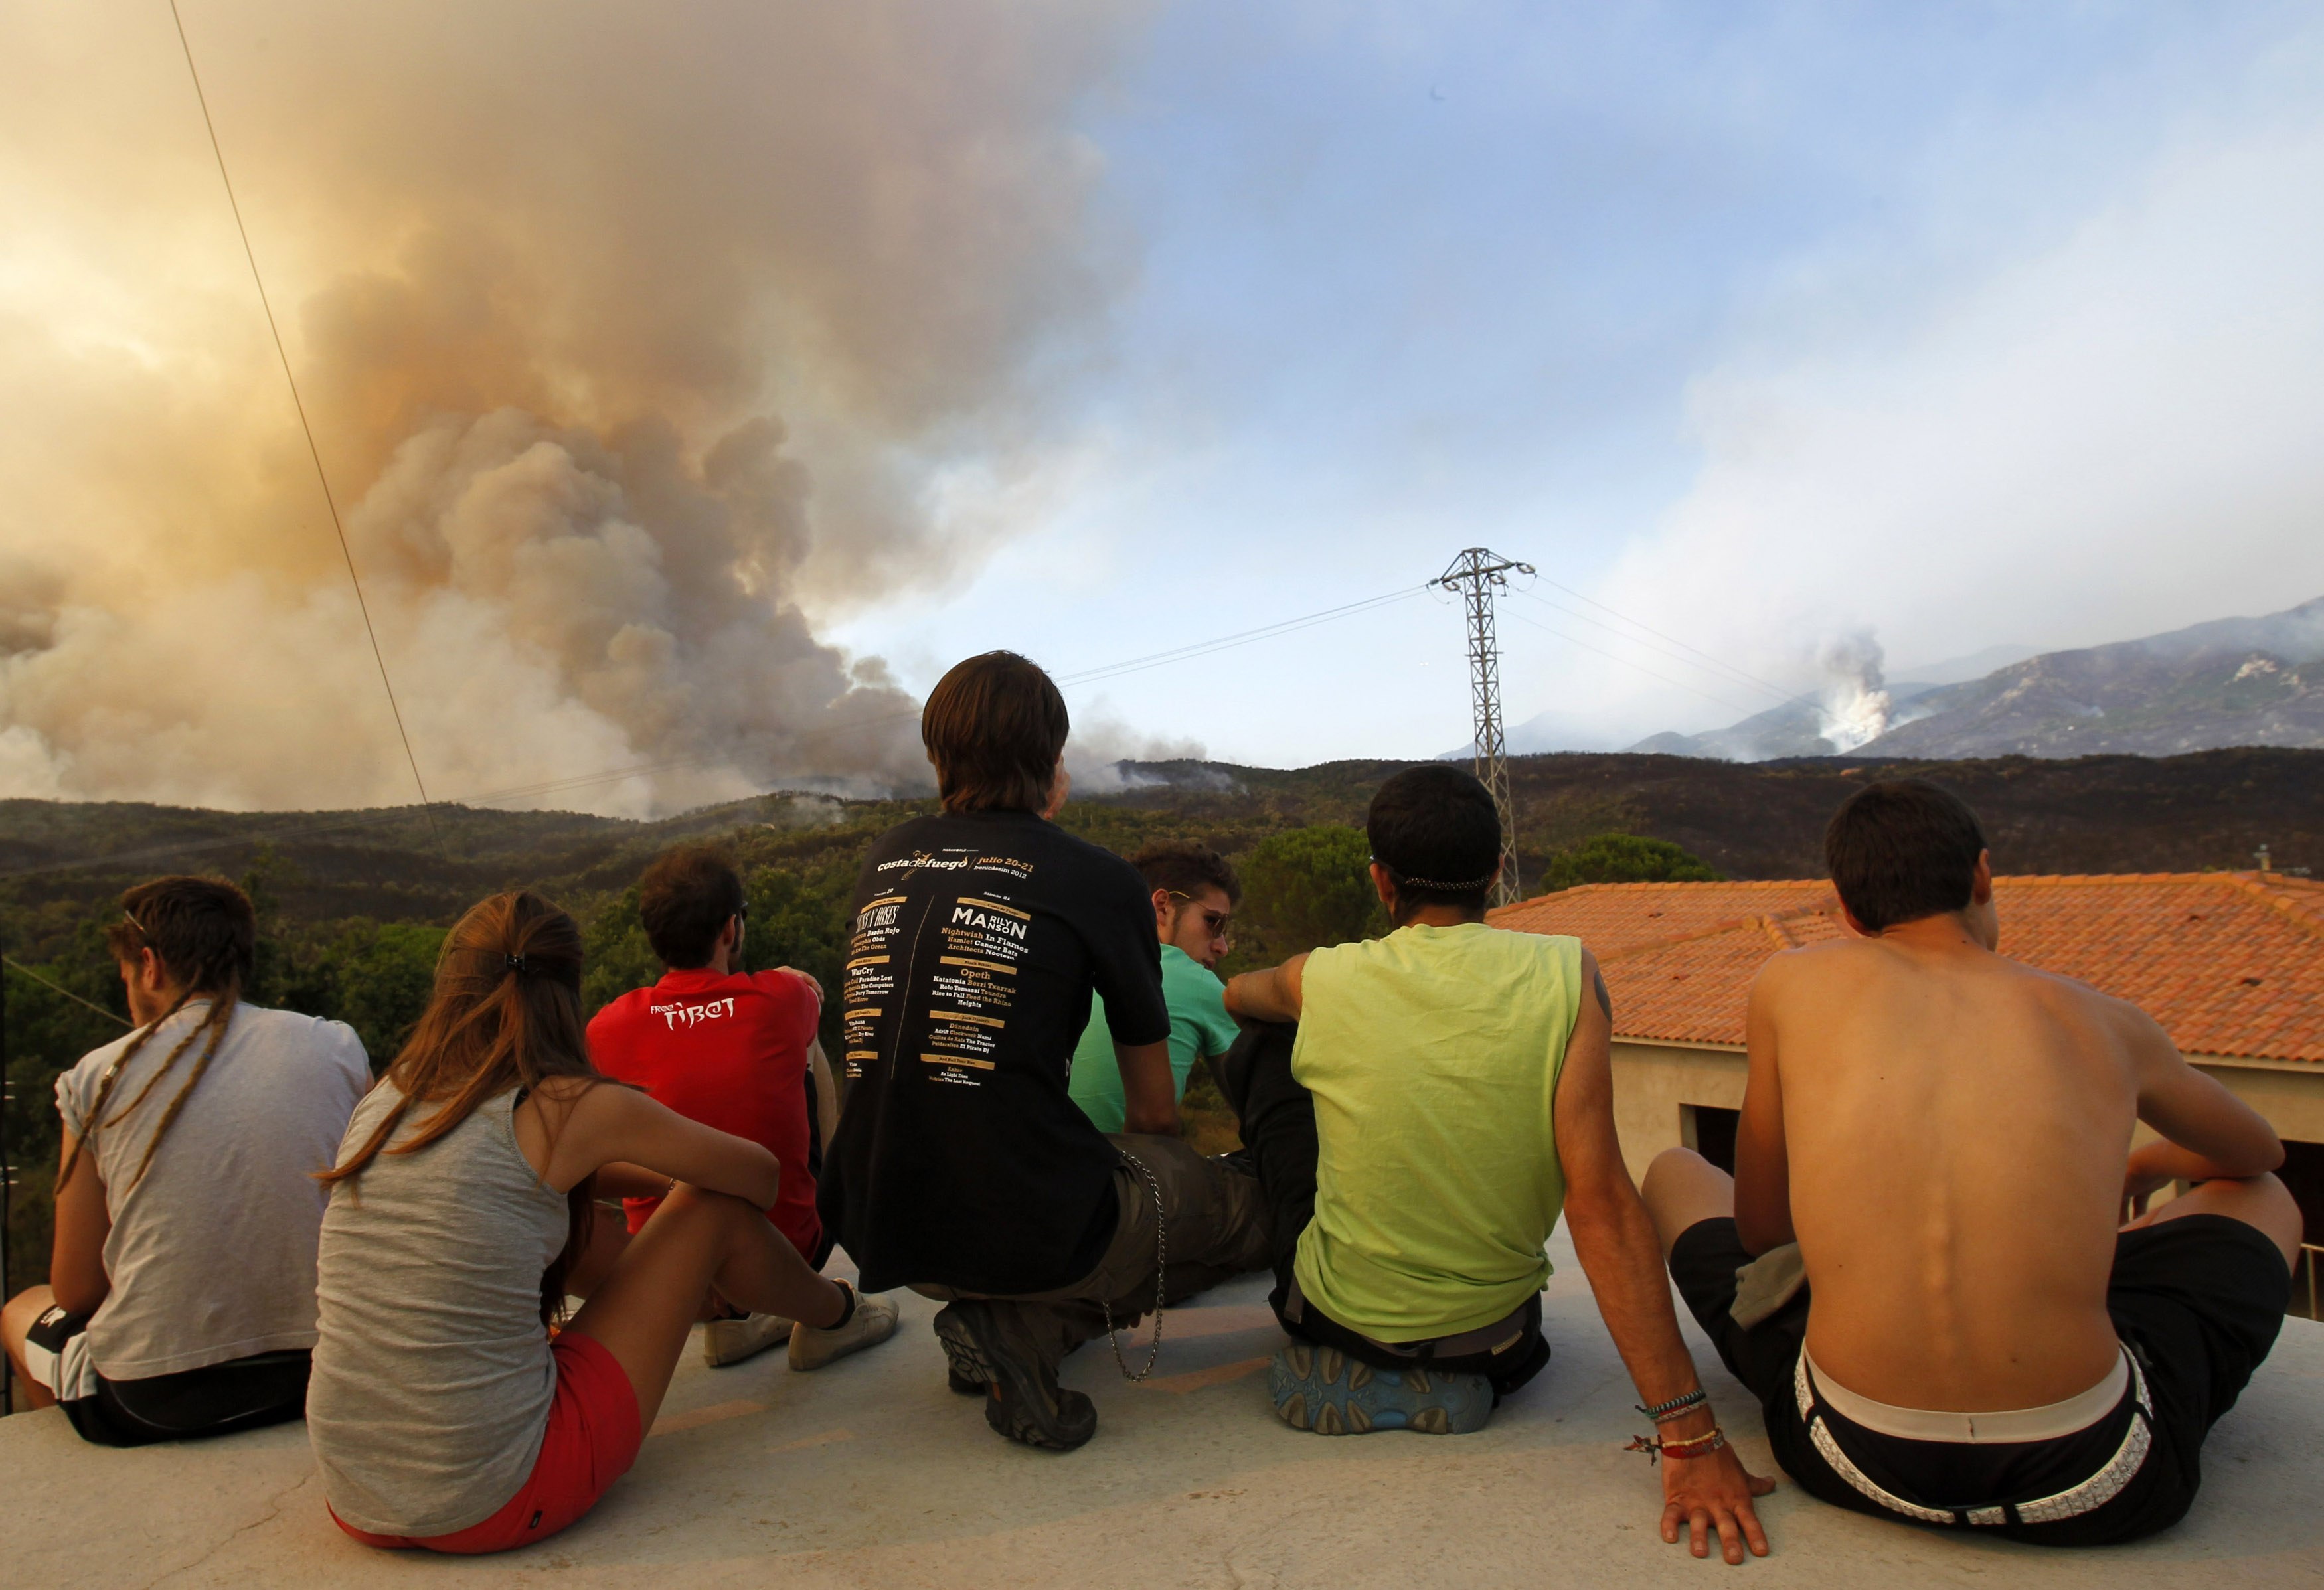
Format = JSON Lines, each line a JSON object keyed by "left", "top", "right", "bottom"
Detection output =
{"left": 1056, "top": 586, "right": 1428, "bottom": 686}
{"left": 2, "top": 955, "right": 133, "bottom": 1028}
{"left": 1504, "top": 611, "right": 1768, "bottom": 720}
{"left": 168, "top": 1, "right": 438, "bottom": 842}
{"left": 1515, "top": 582, "right": 1822, "bottom": 710}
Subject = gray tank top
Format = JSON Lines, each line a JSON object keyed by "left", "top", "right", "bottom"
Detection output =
{"left": 307, "top": 1081, "right": 572, "bottom": 1538}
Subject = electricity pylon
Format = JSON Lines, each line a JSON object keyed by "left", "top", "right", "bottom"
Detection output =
{"left": 1433, "top": 548, "right": 1535, "bottom": 908}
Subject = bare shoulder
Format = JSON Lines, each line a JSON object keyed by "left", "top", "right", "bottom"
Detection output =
{"left": 527, "top": 1072, "right": 643, "bottom": 1121}
{"left": 1750, "top": 938, "right": 1865, "bottom": 995}
{"left": 2016, "top": 962, "right": 2172, "bottom": 1051}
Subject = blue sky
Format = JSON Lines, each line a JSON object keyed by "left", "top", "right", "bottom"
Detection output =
{"left": 829, "top": 1, "right": 2324, "bottom": 767}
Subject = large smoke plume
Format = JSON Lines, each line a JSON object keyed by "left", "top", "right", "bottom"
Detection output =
{"left": 0, "top": 1, "right": 1150, "bottom": 813}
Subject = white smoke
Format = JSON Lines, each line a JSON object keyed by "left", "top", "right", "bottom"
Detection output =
{"left": 1064, "top": 713, "right": 1210, "bottom": 796}
{"left": 1814, "top": 631, "right": 1892, "bottom": 754}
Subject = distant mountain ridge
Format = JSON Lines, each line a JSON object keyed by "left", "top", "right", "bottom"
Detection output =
{"left": 1630, "top": 597, "right": 2324, "bottom": 762}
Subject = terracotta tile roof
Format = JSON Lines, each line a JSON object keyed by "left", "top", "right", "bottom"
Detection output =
{"left": 1487, "top": 872, "right": 2324, "bottom": 1064}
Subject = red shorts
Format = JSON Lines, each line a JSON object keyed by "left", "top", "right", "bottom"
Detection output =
{"left": 332, "top": 1332, "right": 643, "bottom": 1555}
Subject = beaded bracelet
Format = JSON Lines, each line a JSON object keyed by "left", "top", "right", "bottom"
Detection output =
{"left": 1624, "top": 1426, "right": 1728, "bottom": 1465}
{"left": 1635, "top": 1387, "right": 1708, "bottom": 1422}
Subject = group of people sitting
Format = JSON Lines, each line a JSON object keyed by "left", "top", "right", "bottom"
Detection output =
{"left": 1, "top": 649, "right": 2302, "bottom": 1565}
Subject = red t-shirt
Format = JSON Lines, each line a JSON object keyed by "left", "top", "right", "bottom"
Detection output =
{"left": 587, "top": 966, "right": 824, "bottom": 1261}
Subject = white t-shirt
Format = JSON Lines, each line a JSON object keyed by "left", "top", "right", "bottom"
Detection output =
{"left": 56, "top": 1000, "right": 369, "bottom": 1380}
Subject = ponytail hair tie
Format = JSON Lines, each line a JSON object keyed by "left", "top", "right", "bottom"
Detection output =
{"left": 505, "top": 953, "right": 533, "bottom": 977}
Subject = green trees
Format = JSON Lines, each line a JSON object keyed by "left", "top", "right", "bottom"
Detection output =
{"left": 581, "top": 884, "right": 660, "bottom": 1015}
{"left": 741, "top": 866, "right": 853, "bottom": 1034}
{"left": 1233, "top": 825, "right": 1388, "bottom": 965}
{"left": 323, "top": 921, "right": 449, "bottom": 1065}
{"left": 1542, "top": 832, "right": 1721, "bottom": 890}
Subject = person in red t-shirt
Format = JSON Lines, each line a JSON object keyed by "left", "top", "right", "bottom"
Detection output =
{"left": 588, "top": 846, "right": 896, "bottom": 1371}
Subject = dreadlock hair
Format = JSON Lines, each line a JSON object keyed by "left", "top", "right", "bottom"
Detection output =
{"left": 62, "top": 876, "right": 256, "bottom": 1194}
{"left": 317, "top": 890, "right": 611, "bottom": 1321}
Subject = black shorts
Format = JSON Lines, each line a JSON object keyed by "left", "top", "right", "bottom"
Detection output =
{"left": 1669, "top": 1214, "right": 2289, "bottom": 1546}
{"left": 1284, "top": 1289, "right": 1552, "bottom": 1402}
{"left": 21, "top": 1307, "right": 311, "bottom": 1449}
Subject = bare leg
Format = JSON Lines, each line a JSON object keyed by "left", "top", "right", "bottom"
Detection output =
{"left": 2127, "top": 1172, "right": 2303, "bottom": 1273}
{"left": 562, "top": 1184, "right": 845, "bottom": 1431}
{"left": 1, "top": 1287, "right": 60, "bottom": 1411}
{"left": 1641, "top": 1148, "right": 1736, "bottom": 1258}
{"left": 562, "top": 1211, "right": 737, "bottom": 1322}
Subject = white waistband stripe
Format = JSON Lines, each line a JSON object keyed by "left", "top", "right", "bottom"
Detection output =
{"left": 1801, "top": 1345, "right": 2131, "bottom": 1443}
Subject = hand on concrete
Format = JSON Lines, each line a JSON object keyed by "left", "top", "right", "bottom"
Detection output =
{"left": 1659, "top": 1444, "right": 1775, "bottom": 1565}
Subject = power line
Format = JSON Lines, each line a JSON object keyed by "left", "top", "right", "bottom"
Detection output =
{"left": 3, "top": 955, "right": 133, "bottom": 1028}
{"left": 167, "top": 0, "right": 438, "bottom": 843}
{"left": 1514, "top": 588, "right": 1803, "bottom": 710}
{"left": 1054, "top": 587, "right": 1427, "bottom": 686}
{"left": 1515, "top": 581, "right": 1822, "bottom": 711}
{"left": 1503, "top": 610, "right": 1770, "bottom": 720}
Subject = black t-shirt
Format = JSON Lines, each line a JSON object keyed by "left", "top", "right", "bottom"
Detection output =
{"left": 816, "top": 809, "right": 1171, "bottom": 1295}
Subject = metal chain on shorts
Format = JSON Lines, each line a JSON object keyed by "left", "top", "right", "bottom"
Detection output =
{"left": 1099, "top": 1148, "right": 1167, "bottom": 1382}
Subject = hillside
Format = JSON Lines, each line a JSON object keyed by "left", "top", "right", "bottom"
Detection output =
{"left": 5, "top": 747, "right": 2318, "bottom": 931}
{"left": 1627, "top": 596, "right": 2324, "bottom": 761}
{"left": 1863, "top": 596, "right": 2324, "bottom": 757}
{"left": 1108, "top": 746, "right": 2324, "bottom": 882}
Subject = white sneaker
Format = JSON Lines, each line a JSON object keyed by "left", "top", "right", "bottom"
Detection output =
{"left": 702, "top": 1312, "right": 793, "bottom": 1368}
{"left": 788, "top": 1285, "right": 900, "bottom": 1371}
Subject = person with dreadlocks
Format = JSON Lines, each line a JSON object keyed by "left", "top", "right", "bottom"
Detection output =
{"left": 1, "top": 876, "right": 369, "bottom": 1446}
{"left": 307, "top": 890, "right": 867, "bottom": 1555}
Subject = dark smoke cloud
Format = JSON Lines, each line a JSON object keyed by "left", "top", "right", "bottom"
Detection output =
{"left": 0, "top": 1, "right": 1152, "bottom": 813}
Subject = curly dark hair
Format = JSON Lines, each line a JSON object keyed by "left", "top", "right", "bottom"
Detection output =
{"left": 1127, "top": 840, "right": 1242, "bottom": 907}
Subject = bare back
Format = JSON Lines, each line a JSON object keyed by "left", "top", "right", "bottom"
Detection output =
{"left": 1750, "top": 936, "right": 2141, "bottom": 1411}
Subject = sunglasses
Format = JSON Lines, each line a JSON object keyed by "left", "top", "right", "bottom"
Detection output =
{"left": 1166, "top": 891, "right": 1234, "bottom": 942}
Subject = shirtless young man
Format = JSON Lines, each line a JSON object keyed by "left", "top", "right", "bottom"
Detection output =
{"left": 1642, "top": 779, "right": 2300, "bottom": 1546}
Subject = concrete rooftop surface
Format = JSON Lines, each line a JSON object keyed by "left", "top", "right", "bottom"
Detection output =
{"left": 7, "top": 1230, "right": 2322, "bottom": 1589}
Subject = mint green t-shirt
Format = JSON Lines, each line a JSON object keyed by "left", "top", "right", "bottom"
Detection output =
{"left": 1290, "top": 923, "right": 1584, "bottom": 1342}
{"left": 1068, "top": 943, "right": 1240, "bottom": 1133}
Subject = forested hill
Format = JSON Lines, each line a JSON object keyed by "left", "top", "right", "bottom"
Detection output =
{"left": 5, "top": 745, "right": 2319, "bottom": 927}
{"left": 1098, "top": 746, "right": 2324, "bottom": 882}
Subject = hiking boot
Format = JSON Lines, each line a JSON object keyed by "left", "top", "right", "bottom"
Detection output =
{"left": 1268, "top": 1344, "right": 1493, "bottom": 1435}
{"left": 933, "top": 1301, "right": 1097, "bottom": 1451}
{"left": 788, "top": 1284, "right": 899, "bottom": 1371}
{"left": 702, "top": 1312, "right": 793, "bottom": 1368}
